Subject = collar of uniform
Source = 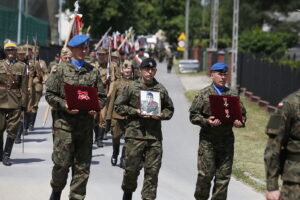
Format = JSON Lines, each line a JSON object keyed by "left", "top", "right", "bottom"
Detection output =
{"left": 5, "top": 59, "right": 17, "bottom": 66}
{"left": 139, "top": 77, "right": 158, "bottom": 87}
{"left": 210, "top": 83, "right": 229, "bottom": 95}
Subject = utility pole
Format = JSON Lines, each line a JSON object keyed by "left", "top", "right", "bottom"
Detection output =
{"left": 231, "top": 0, "right": 240, "bottom": 88}
{"left": 17, "top": 0, "right": 23, "bottom": 44}
{"left": 184, "top": 0, "right": 190, "bottom": 59}
{"left": 209, "top": 0, "right": 219, "bottom": 50}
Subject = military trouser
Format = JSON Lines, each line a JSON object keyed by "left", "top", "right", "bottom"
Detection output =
{"left": 194, "top": 135, "right": 234, "bottom": 200}
{"left": 0, "top": 108, "right": 22, "bottom": 140}
{"left": 31, "top": 91, "right": 43, "bottom": 113}
{"left": 111, "top": 119, "right": 126, "bottom": 145}
{"left": 51, "top": 127, "right": 93, "bottom": 200}
{"left": 122, "top": 138, "right": 162, "bottom": 200}
{"left": 281, "top": 181, "right": 300, "bottom": 200}
{"left": 99, "top": 106, "right": 106, "bottom": 128}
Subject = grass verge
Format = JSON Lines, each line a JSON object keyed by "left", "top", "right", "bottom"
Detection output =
{"left": 185, "top": 89, "right": 269, "bottom": 193}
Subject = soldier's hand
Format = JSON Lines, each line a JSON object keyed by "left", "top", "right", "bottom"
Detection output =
{"left": 88, "top": 110, "right": 97, "bottom": 116}
{"left": 207, "top": 116, "right": 221, "bottom": 126}
{"left": 136, "top": 109, "right": 151, "bottom": 118}
{"left": 233, "top": 120, "right": 243, "bottom": 128}
{"left": 266, "top": 190, "right": 281, "bottom": 200}
{"left": 151, "top": 115, "right": 161, "bottom": 120}
{"left": 65, "top": 104, "right": 79, "bottom": 114}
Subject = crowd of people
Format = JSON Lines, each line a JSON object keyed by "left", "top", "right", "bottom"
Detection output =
{"left": 0, "top": 34, "right": 299, "bottom": 200}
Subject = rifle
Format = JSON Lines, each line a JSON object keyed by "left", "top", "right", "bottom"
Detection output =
{"left": 94, "top": 27, "right": 112, "bottom": 51}
{"left": 22, "top": 111, "right": 25, "bottom": 153}
{"left": 117, "top": 27, "right": 133, "bottom": 51}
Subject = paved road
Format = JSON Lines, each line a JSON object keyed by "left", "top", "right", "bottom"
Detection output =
{"left": 0, "top": 62, "right": 264, "bottom": 200}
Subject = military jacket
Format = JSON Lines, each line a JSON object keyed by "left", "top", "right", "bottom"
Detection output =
{"left": 189, "top": 84, "right": 247, "bottom": 137}
{"left": 45, "top": 61, "right": 106, "bottom": 131}
{"left": 264, "top": 89, "right": 300, "bottom": 190}
{"left": 109, "top": 77, "right": 133, "bottom": 120}
{"left": 114, "top": 78, "right": 174, "bottom": 140}
{"left": 0, "top": 59, "right": 27, "bottom": 109}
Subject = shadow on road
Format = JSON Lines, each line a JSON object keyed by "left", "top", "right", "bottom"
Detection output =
{"left": 92, "top": 154, "right": 104, "bottom": 158}
{"left": 33, "top": 127, "right": 52, "bottom": 130}
{"left": 91, "top": 160, "right": 100, "bottom": 165}
{"left": 23, "top": 138, "right": 48, "bottom": 143}
{"left": 28, "top": 131, "right": 51, "bottom": 135}
{"left": 11, "top": 158, "right": 46, "bottom": 164}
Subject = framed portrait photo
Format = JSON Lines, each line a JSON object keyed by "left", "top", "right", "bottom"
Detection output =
{"left": 140, "top": 90, "right": 161, "bottom": 117}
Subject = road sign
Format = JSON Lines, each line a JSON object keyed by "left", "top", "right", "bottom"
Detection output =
{"left": 177, "top": 33, "right": 186, "bottom": 51}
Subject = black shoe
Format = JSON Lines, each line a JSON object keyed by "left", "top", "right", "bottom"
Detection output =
{"left": 49, "top": 191, "right": 61, "bottom": 200}
{"left": 103, "top": 132, "right": 108, "bottom": 140}
{"left": 15, "top": 137, "right": 21, "bottom": 144}
{"left": 28, "top": 113, "right": 37, "bottom": 131}
{"left": 111, "top": 156, "right": 117, "bottom": 166}
{"left": 122, "top": 192, "right": 132, "bottom": 200}
{"left": 97, "top": 140, "right": 104, "bottom": 148}
{"left": 2, "top": 155, "right": 12, "bottom": 166}
{"left": 23, "top": 129, "right": 28, "bottom": 136}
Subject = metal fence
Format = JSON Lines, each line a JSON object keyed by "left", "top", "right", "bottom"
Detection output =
{"left": 237, "top": 54, "right": 300, "bottom": 106}
{"left": 0, "top": 5, "right": 48, "bottom": 46}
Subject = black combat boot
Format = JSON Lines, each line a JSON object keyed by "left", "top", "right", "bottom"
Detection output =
{"left": 94, "top": 126, "right": 100, "bottom": 144}
{"left": 28, "top": 112, "right": 37, "bottom": 131}
{"left": 23, "top": 113, "right": 30, "bottom": 135}
{"left": 3, "top": 137, "right": 14, "bottom": 166}
{"left": 122, "top": 192, "right": 132, "bottom": 200}
{"left": 49, "top": 190, "right": 61, "bottom": 200}
{"left": 119, "top": 146, "right": 126, "bottom": 169}
{"left": 111, "top": 143, "right": 120, "bottom": 166}
{"left": 15, "top": 122, "right": 23, "bottom": 144}
{"left": 97, "top": 128, "right": 105, "bottom": 148}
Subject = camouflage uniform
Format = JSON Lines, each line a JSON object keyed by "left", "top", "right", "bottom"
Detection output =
{"left": 45, "top": 61, "right": 106, "bottom": 199}
{"left": 264, "top": 89, "right": 300, "bottom": 200}
{"left": 115, "top": 78, "right": 174, "bottom": 200}
{"left": 189, "top": 84, "right": 246, "bottom": 200}
{"left": 0, "top": 58, "right": 27, "bottom": 165}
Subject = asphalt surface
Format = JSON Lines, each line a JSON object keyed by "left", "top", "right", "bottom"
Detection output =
{"left": 0, "top": 62, "right": 264, "bottom": 200}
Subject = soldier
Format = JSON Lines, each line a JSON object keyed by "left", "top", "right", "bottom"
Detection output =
{"left": 189, "top": 63, "right": 247, "bottom": 200}
{"left": 60, "top": 47, "right": 72, "bottom": 63}
{"left": 264, "top": 89, "right": 300, "bottom": 200}
{"left": 0, "top": 40, "right": 27, "bottom": 166}
{"left": 27, "top": 46, "right": 48, "bottom": 131}
{"left": 91, "top": 47, "right": 109, "bottom": 147}
{"left": 131, "top": 48, "right": 146, "bottom": 79}
{"left": 109, "top": 60, "right": 134, "bottom": 167}
{"left": 46, "top": 35, "right": 106, "bottom": 200}
{"left": 48, "top": 53, "right": 60, "bottom": 72}
{"left": 15, "top": 45, "right": 29, "bottom": 144}
{"left": 115, "top": 58, "right": 174, "bottom": 200}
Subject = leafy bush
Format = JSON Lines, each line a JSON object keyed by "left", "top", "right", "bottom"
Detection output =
{"left": 239, "top": 29, "right": 298, "bottom": 59}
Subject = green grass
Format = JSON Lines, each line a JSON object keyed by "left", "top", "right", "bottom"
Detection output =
{"left": 185, "top": 90, "right": 269, "bottom": 193}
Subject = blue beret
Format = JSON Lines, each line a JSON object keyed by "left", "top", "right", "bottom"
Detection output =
{"left": 68, "top": 35, "right": 89, "bottom": 47}
{"left": 210, "top": 62, "right": 228, "bottom": 72}
{"left": 140, "top": 58, "right": 157, "bottom": 68}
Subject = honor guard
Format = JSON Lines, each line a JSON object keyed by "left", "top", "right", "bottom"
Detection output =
{"left": 46, "top": 35, "right": 106, "bottom": 200}
{"left": 109, "top": 60, "right": 134, "bottom": 167}
{"left": 189, "top": 63, "right": 247, "bottom": 200}
{"left": 0, "top": 40, "right": 28, "bottom": 166}
{"left": 15, "top": 45, "right": 29, "bottom": 144}
{"left": 115, "top": 58, "right": 174, "bottom": 200}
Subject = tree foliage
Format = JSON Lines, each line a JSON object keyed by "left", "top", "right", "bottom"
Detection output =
{"left": 239, "top": 29, "right": 298, "bottom": 58}
{"left": 64, "top": 0, "right": 300, "bottom": 52}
